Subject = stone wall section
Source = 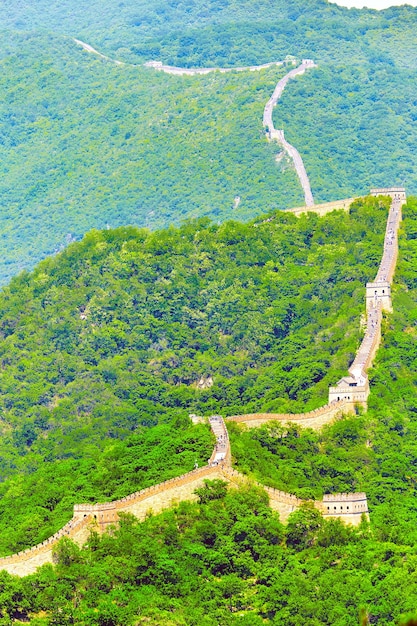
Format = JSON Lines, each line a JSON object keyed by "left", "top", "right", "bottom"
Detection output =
{"left": 329, "top": 190, "right": 405, "bottom": 406}
{"left": 0, "top": 410, "right": 367, "bottom": 576}
{"left": 74, "top": 37, "right": 316, "bottom": 213}
{"left": 263, "top": 60, "right": 317, "bottom": 207}
{"left": 286, "top": 198, "right": 355, "bottom": 217}
{"left": 0, "top": 516, "right": 91, "bottom": 577}
{"left": 221, "top": 468, "right": 367, "bottom": 525}
{"left": 227, "top": 399, "right": 352, "bottom": 431}
{"left": 0, "top": 45, "right": 391, "bottom": 578}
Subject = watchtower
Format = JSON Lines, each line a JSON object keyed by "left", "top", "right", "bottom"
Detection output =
{"left": 328, "top": 375, "right": 369, "bottom": 408}
{"left": 366, "top": 281, "right": 392, "bottom": 312}
{"left": 370, "top": 187, "right": 407, "bottom": 204}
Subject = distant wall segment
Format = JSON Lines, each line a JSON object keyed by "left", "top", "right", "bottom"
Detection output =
{"left": 263, "top": 60, "right": 317, "bottom": 207}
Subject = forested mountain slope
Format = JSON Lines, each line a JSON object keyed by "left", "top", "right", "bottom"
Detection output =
{"left": 2, "top": 30, "right": 417, "bottom": 285}
{"left": 0, "top": 196, "right": 388, "bottom": 554}
{"left": 0, "top": 31, "right": 303, "bottom": 284}
{"left": 2, "top": 0, "right": 417, "bottom": 67}
{"left": 0, "top": 197, "right": 417, "bottom": 624}
{"left": 1, "top": 0, "right": 417, "bottom": 281}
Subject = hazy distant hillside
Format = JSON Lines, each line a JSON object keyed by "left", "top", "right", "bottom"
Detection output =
{"left": 3, "top": 0, "right": 417, "bottom": 67}
{"left": 0, "top": 32, "right": 302, "bottom": 284}
{"left": 0, "top": 1, "right": 416, "bottom": 282}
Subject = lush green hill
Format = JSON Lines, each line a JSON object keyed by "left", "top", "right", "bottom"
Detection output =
{"left": 0, "top": 198, "right": 414, "bottom": 624}
{"left": 1, "top": 1, "right": 417, "bottom": 282}
{"left": 0, "top": 198, "right": 412, "bottom": 626}
{"left": 232, "top": 197, "right": 417, "bottom": 547}
{"left": 0, "top": 31, "right": 304, "bottom": 284}
{"left": 0, "top": 195, "right": 387, "bottom": 554}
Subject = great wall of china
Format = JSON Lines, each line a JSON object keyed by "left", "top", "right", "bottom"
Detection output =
{"left": 73, "top": 39, "right": 316, "bottom": 204}
{"left": 0, "top": 187, "right": 403, "bottom": 576}
{"left": 230, "top": 187, "right": 406, "bottom": 431}
{"left": 0, "top": 44, "right": 405, "bottom": 576}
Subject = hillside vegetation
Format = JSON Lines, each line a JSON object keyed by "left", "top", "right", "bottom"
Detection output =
{"left": 0, "top": 201, "right": 413, "bottom": 625}
{"left": 0, "top": 31, "right": 303, "bottom": 284}
{"left": 0, "top": 196, "right": 387, "bottom": 554}
{"left": 1, "top": 1, "right": 417, "bottom": 281}
{"left": 3, "top": 0, "right": 417, "bottom": 68}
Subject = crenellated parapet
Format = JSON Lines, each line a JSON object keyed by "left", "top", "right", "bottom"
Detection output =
{"left": 0, "top": 516, "right": 92, "bottom": 577}
{"left": 286, "top": 197, "right": 355, "bottom": 217}
{"left": 319, "top": 492, "right": 369, "bottom": 523}
{"left": 370, "top": 187, "right": 406, "bottom": 202}
{"left": 227, "top": 399, "right": 351, "bottom": 431}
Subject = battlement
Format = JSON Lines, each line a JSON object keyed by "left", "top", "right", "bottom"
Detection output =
{"left": 74, "top": 502, "right": 116, "bottom": 513}
{"left": 321, "top": 492, "right": 369, "bottom": 521}
{"left": 285, "top": 197, "right": 355, "bottom": 217}
{"left": 370, "top": 187, "right": 406, "bottom": 204}
{"left": 323, "top": 492, "right": 367, "bottom": 503}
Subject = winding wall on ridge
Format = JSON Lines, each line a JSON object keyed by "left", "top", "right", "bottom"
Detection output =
{"left": 262, "top": 60, "right": 317, "bottom": 207}
{"left": 73, "top": 39, "right": 316, "bottom": 209}
{"left": 0, "top": 411, "right": 368, "bottom": 576}
{"left": 0, "top": 43, "right": 401, "bottom": 578}
{"left": 231, "top": 190, "right": 405, "bottom": 432}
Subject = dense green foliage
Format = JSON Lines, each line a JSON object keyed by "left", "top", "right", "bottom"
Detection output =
{"left": 0, "top": 421, "right": 213, "bottom": 556}
{"left": 2, "top": 0, "right": 417, "bottom": 68}
{"left": 232, "top": 197, "right": 417, "bottom": 549}
{"left": 0, "top": 195, "right": 387, "bottom": 552}
{"left": 0, "top": 487, "right": 415, "bottom": 625}
{"left": 0, "top": 198, "right": 415, "bottom": 622}
{"left": 0, "top": 31, "right": 302, "bottom": 284}
{"left": 1, "top": 1, "right": 417, "bottom": 281}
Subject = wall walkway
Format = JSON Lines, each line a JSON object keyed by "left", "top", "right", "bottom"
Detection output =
{"left": 74, "top": 39, "right": 286, "bottom": 74}
{"left": 228, "top": 400, "right": 349, "bottom": 431}
{"left": 330, "top": 191, "right": 404, "bottom": 405}
{"left": 263, "top": 60, "right": 317, "bottom": 207}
